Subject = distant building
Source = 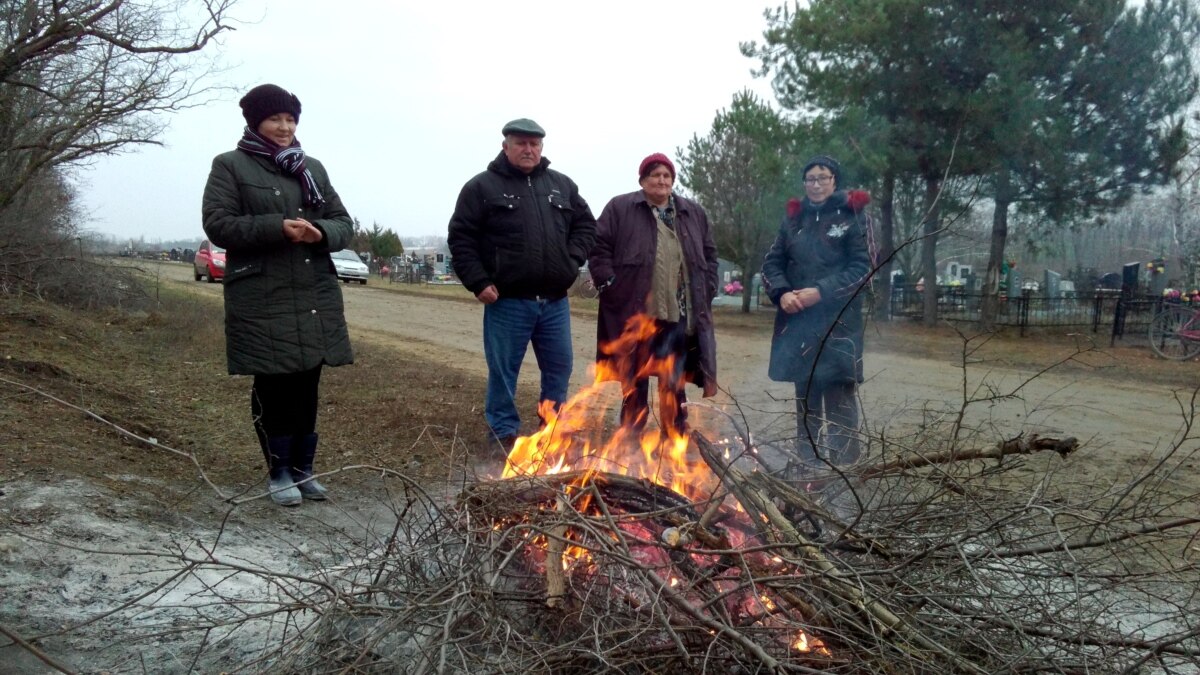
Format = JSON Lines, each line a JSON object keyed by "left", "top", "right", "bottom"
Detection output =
{"left": 943, "top": 261, "right": 972, "bottom": 285}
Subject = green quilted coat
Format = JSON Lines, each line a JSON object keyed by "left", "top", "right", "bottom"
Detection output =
{"left": 202, "top": 150, "right": 354, "bottom": 375}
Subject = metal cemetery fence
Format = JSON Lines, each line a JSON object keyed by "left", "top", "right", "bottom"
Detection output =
{"left": 887, "top": 284, "right": 1161, "bottom": 342}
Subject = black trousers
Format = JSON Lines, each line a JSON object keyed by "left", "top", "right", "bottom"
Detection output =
{"left": 793, "top": 380, "right": 859, "bottom": 462}
{"left": 251, "top": 366, "right": 323, "bottom": 451}
{"left": 620, "top": 319, "right": 689, "bottom": 436}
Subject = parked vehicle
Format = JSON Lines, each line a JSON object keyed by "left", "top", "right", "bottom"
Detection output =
{"left": 193, "top": 240, "right": 226, "bottom": 283}
{"left": 330, "top": 249, "right": 369, "bottom": 285}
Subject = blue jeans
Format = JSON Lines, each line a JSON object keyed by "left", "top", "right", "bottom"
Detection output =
{"left": 483, "top": 297, "right": 573, "bottom": 438}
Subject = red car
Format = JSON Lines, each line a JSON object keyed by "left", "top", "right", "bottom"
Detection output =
{"left": 193, "top": 239, "right": 226, "bottom": 283}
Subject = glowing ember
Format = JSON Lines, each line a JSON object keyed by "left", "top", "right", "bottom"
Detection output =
{"left": 563, "top": 542, "right": 595, "bottom": 571}
{"left": 792, "top": 630, "right": 831, "bottom": 655}
{"left": 501, "top": 313, "right": 721, "bottom": 502}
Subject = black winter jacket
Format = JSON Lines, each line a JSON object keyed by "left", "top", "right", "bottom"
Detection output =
{"left": 447, "top": 152, "right": 596, "bottom": 299}
{"left": 761, "top": 190, "right": 872, "bottom": 386}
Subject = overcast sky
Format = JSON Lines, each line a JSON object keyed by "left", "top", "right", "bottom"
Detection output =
{"left": 77, "top": 0, "right": 778, "bottom": 245}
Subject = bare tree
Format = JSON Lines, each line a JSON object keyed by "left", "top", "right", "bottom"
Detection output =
{"left": 0, "top": 0, "right": 236, "bottom": 210}
{"left": 0, "top": 0, "right": 236, "bottom": 305}
{"left": 1163, "top": 114, "right": 1200, "bottom": 288}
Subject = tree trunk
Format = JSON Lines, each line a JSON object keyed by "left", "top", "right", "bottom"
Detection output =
{"left": 980, "top": 170, "right": 1013, "bottom": 330}
{"left": 921, "top": 176, "right": 941, "bottom": 327}
{"left": 874, "top": 169, "right": 896, "bottom": 321}
{"left": 740, "top": 252, "right": 756, "bottom": 313}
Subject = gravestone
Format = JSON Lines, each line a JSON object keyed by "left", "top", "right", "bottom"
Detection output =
{"left": 1007, "top": 269, "right": 1021, "bottom": 296}
{"left": 1121, "top": 262, "right": 1140, "bottom": 299}
{"left": 1043, "top": 269, "right": 1062, "bottom": 298}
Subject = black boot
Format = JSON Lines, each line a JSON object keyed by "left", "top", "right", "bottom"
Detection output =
{"left": 291, "top": 433, "right": 328, "bottom": 501}
{"left": 265, "top": 436, "right": 302, "bottom": 506}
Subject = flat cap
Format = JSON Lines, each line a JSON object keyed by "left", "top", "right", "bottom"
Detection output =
{"left": 501, "top": 118, "right": 545, "bottom": 137}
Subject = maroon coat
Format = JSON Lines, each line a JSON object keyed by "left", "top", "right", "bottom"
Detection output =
{"left": 588, "top": 191, "right": 719, "bottom": 396}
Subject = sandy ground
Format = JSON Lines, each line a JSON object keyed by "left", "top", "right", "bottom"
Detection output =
{"left": 363, "top": 289, "right": 1187, "bottom": 444}
{"left": 3, "top": 263, "right": 1197, "bottom": 673}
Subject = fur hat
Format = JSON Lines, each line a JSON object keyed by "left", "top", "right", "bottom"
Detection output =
{"left": 638, "top": 152, "right": 675, "bottom": 181}
{"left": 239, "top": 84, "right": 302, "bottom": 130}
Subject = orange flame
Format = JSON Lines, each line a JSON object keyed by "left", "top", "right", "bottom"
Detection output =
{"left": 791, "top": 630, "right": 830, "bottom": 655}
{"left": 563, "top": 544, "right": 592, "bottom": 571}
{"left": 501, "top": 313, "right": 719, "bottom": 501}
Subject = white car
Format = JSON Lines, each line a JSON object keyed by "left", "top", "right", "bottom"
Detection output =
{"left": 330, "top": 249, "right": 369, "bottom": 285}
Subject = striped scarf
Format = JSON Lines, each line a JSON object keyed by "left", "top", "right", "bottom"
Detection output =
{"left": 236, "top": 127, "right": 325, "bottom": 207}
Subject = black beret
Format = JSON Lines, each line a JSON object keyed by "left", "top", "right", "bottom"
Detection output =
{"left": 501, "top": 118, "right": 546, "bottom": 138}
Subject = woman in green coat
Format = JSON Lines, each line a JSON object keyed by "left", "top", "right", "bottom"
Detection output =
{"left": 202, "top": 84, "right": 355, "bottom": 506}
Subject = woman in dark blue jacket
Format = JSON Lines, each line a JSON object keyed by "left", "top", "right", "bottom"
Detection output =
{"left": 761, "top": 155, "right": 873, "bottom": 469}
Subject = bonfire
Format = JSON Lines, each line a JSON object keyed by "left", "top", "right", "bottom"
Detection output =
{"left": 458, "top": 313, "right": 1081, "bottom": 671}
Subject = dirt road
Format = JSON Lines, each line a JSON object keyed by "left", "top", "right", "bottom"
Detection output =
{"left": 153, "top": 263, "right": 1198, "bottom": 485}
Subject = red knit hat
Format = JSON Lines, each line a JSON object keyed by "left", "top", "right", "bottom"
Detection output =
{"left": 638, "top": 153, "right": 675, "bottom": 180}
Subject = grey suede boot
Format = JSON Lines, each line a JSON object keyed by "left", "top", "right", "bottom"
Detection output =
{"left": 266, "top": 436, "right": 302, "bottom": 507}
{"left": 291, "top": 432, "right": 328, "bottom": 501}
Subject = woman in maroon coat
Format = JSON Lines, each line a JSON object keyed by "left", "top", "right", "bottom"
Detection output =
{"left": 588, "top": 153, "right": 719, "bottom": 435}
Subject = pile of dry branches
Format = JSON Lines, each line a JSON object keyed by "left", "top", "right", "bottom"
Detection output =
{"left": 4, "top": 378, "right": 1198, "bottom": 673}
{"left": 257, "top": 428, "right": 1199, "bottom": 674}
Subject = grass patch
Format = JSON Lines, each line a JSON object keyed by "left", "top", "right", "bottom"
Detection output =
{"left": 0, "top": 279, "right": 518, "bottom": 496}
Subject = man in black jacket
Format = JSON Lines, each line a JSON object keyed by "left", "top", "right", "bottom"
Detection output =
{"left": 448, "top": 118, "right": 596, "bottom": 453}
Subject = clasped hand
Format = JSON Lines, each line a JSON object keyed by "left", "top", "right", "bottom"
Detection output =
{"left": 781, "top": 287, "right": 821, "bottom": 314}
{"left": 283, "top": 218, "right": 323, "bottom": 244}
